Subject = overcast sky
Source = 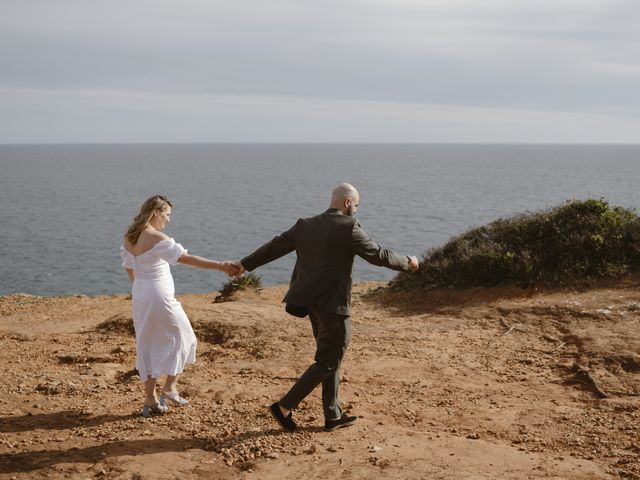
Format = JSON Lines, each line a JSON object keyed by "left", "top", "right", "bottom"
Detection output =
{"left": 1, "top": 0, "right": 639, "bottom": 143}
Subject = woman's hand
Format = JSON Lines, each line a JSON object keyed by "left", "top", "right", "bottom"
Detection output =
{"left": 220, "top": 260, "right": 242, "bottom": 277}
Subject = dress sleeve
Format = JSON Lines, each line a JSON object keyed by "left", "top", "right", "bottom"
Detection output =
{"left": 154, "top": 238, "right": 187, "bottom": 265}
{"left": 120, "top": 245, "right": 135, "bottom": 269}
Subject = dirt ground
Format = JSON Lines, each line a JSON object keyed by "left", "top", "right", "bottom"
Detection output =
{"left": 1, "top": 277, "right": 639, "bottom": 480}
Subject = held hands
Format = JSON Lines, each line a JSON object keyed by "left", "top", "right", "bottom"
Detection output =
{"left": 407, "top": 255, "right": 420, "bottom": 272}
{"left": 218, "top": 260, "right": 246, "bottom": 278}
{"left": 220, "top": 261, "right": 242, "bottom": 277}
{"left": 232, "top": 261, "right": 246, "bottom": 278}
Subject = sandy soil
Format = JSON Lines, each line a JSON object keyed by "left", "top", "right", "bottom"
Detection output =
{"left": 1, "top": 278, "right": 639, "bottom": 480}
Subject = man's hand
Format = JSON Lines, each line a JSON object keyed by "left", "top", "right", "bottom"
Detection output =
{"left": 232, "top": 261, "right": 246, "bottom": 278}
{"left": 407, "top": 255, "right": 420, "bottom": 272}
{"left": 220, "top": 261, "right": 241, "bottom": 277}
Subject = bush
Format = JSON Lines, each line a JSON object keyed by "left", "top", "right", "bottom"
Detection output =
{"left": 393, "top": 199, "right": 640, "bottom": 290}
{"left": 216, "top": 273, "right": 262, "bottom": 301}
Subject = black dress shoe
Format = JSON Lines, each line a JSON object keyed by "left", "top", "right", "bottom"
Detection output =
{"left": 269, "top": 402, "right": 297, "bottom": 432}
{"left": 324, "top": 413, "right": 357, "bottom": 432}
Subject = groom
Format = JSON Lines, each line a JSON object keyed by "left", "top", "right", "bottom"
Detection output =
{"left": 235, "top": 183, "right": 420, "bottom": 432}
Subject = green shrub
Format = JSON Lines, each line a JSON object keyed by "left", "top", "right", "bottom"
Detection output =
{"left": 393, "top": 199, "right": 640, "bottom": 290}
{"left": 216, "top": 273, "right": 262, "bottom": 301}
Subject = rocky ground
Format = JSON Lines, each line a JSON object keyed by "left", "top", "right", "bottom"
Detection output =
{"left": 0, "top": 278, "right": 639, "bottom": 479}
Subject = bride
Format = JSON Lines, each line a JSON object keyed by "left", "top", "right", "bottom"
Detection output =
{"left": 120, "top": 195, "right": 238, "bottom": 417}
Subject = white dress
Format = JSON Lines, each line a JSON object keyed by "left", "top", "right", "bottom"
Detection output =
{"left": 120, "top": 238, "right": 197, "bottom": 381}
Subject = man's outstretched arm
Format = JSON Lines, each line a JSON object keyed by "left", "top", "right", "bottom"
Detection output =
{"left": 351, "top": 221, "right": 419, "bottom": 272}
{"left": 237, "top": 221, "right": 299, "bottom": 274}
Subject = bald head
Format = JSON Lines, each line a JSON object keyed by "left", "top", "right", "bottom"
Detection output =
{"left": 330, "top": 183, "right": 360, "bottom": 216}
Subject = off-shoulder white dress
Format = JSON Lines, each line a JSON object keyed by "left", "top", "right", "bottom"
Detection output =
{"left": 120, "top": 238, "right": 197, "bottom": 381}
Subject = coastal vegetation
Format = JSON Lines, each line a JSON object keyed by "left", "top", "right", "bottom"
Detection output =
{"left": 216, "top": 272, "right": 262, "bottom": 301}
{"left": 394, "top": 199, "right": 640, "bottom": 290}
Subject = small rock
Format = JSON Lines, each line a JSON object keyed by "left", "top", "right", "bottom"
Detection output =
{"left": 265, "top": 452, "right": 278, "bottom": 459}
{"left": 369, "top": 445, "right": 382, "bottom": 453}
{"left": 12, "top": 333, "right": 34, "bottom": 342}
{"left": 626, "top": 303, "right": 640, "bottom": 312}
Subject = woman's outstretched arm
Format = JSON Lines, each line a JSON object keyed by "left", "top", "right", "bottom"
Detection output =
{"left": 177, "top": 253, "right": 239, "bottom": 276}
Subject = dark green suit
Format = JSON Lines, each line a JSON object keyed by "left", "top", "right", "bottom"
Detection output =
{"left": 241, "top": 208, "right": 411, "bottom": 419}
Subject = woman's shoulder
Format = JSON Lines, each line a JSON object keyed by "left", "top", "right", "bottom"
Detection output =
{"left": 132, "top": 229, "right": 172, "bottom": 253}
{"left": 146, "top": 230, "right": 171, "bottom": 243}
{"left": 144, "top": 230, "right": 172, "bottom": 249}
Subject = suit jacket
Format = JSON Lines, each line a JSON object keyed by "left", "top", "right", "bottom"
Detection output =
{"left": 241, "top": 208, "right": 410, "bottom": 316}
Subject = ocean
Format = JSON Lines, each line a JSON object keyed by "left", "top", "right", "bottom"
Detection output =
{"left": 1, "top": 143, "right": 638, "bottom": 297}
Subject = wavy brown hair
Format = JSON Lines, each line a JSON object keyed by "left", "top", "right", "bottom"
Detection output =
{"left": 124, "top": 195, "right": 173, "bottom": 246}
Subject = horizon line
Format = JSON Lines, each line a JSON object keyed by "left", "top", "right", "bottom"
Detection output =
{"left": 2, "top": 141, "right": 640, "bottom": 147}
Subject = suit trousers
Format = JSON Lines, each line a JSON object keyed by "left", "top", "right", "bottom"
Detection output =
{"left": 279, "top": 306, "right": 352, "bottom": 420}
